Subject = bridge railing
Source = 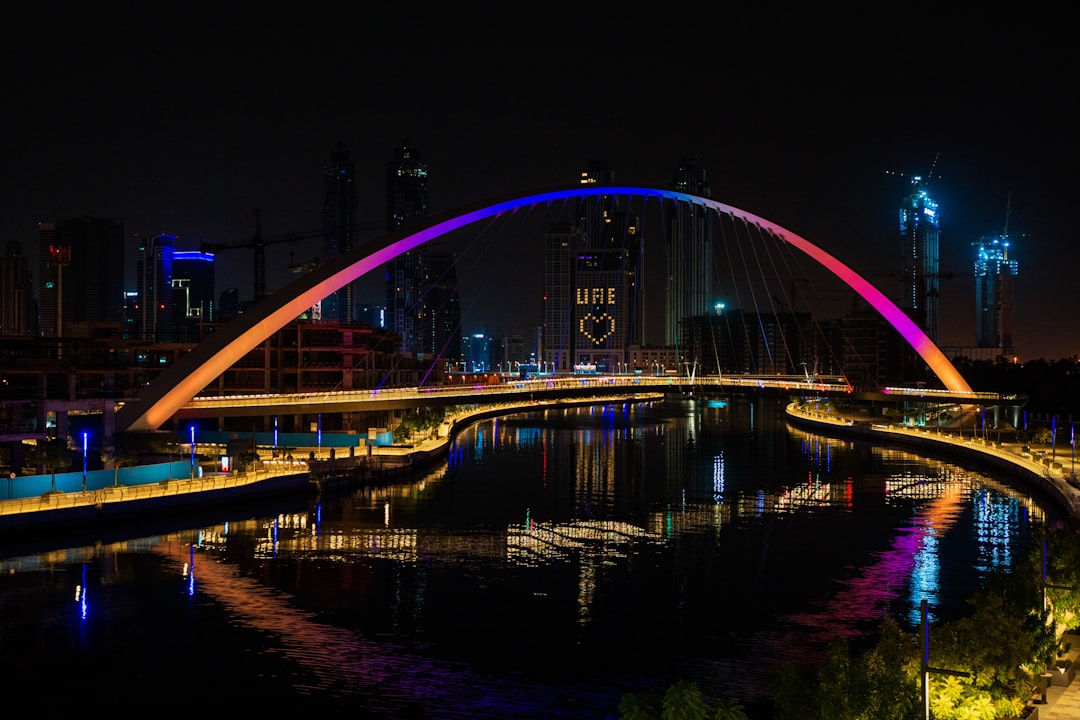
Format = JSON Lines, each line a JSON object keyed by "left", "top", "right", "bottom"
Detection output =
{"left": 183, "top": 374, "right": 858, "bottom": 411}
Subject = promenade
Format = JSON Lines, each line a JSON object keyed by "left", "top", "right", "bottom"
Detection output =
{"left": 785, "top": 403, "right": 1080, "bottom": 522}
{"left": 0, "top": 394, "right": 664, "bottom": 531}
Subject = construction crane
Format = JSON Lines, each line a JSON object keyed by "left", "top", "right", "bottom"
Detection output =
{"left": 200, "top": 209, "right": 382, "bottom": 300}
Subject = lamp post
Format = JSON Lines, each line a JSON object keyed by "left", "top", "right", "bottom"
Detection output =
{"left": 81, "top": 431, "right": 88, "bottom": 492}
{"left": 920, "top": 599, "right": 970, "bottom": 720}
{"left": 190, "top": 424, "right": 196, "bottom": 480}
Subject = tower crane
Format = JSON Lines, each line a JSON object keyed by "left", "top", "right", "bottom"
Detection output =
{"left": 200, "top": 209, "right": 382, "bottom": 300}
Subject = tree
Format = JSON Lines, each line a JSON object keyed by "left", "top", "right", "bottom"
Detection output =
{"left": 709, "top": 695, "right": 749, "bottom": 720}
{"left": 661, "top": 679, "right": 709, "bottom": 720}
{"left": 617, "top": 681, "right": 748, "bottom": 720}
{"left": 618, "top": 691, "right": 661, "bottom": 719}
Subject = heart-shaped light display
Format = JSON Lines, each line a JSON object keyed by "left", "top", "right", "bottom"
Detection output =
{"left": 579, "top": 312, "right": 615, "bottom": 344}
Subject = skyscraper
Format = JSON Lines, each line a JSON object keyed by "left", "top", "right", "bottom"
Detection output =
{"left": 973, "top": 234, "right": 1017, "bottom": 351}
{"left": 542, "top": 221, "right": 583, "bottom": 373}
{"left": 172, "top": 250, "right": 216, "bottom": 342}
{"left": 384, "top": 140, "right": 430, "bottom": 354}
{"left": 542, "top": 163, "right": 639, "bottom": 374}
{"left": 898, "top": 175, "right": 941, "bottom": 342}
{"left": 0, "top": 241, "right": 35, "bottom": 336}
{"left": 134, "top": 233, "right": 176, "bottom": 343}
{"left": 38, "top": 217, "right": 125, "bottom": 338}
{"left": 666, "top": 158, "right": 715, "bottom": 349}
{"left": 322, "top": 142, "right": 359, "bottom": 322}
{"left": 416, "top": 245, "right": 462, "bottom": 368}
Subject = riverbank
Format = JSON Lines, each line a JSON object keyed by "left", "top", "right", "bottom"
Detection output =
{"left": 784, "top": 402, "right": 1080, "bottom": 521}
{"left": 0, "top": 393, "right": 664, "bottom": 540}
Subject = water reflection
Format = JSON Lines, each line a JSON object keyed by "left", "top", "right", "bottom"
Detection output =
{"left": 0, "top": 397, "right": 1049, "bottom": 716}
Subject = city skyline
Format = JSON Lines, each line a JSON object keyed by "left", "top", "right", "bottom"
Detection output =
{"left": 4, "top": 15, "right": 1075, "bottom": 360}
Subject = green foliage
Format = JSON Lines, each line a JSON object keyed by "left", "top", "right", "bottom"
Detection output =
{"left": 617, "top": 681, "right": 747, "bottom": 720}
{"left": 1045, "top": 522, "right": 1080, "bottom": 632}
{"left": 393, "top": 406, "right": 448, "bottom": 443}
{"left": 618, "top": 691, "right": 661, "bottom": 719}
{"left": 236, "top": 451, "right": 261, "bottom": 474}
{"left": 26, "top": 439, "right": 71, "bottom": 474}
{"left": 662, "top": 679, "right": 710, "bottom": 720}
{"left": 770, "top": 663, "right": 815, "bottom": 720}
{"left": 709, "top": 696, "right": 749, "bottom": 720}
{"left": 614, "top": 524, "right": 1080, "bottom": 720}
{"left": 765, "top": 521, "right": 1080, "bottom": 720}
{"left": 1016, "top": 426, "right": 1053, "bottom": 445}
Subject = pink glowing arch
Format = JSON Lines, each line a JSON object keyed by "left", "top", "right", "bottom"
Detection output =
{"left": 116, "top": 186, "right": 970, "bottom": 432}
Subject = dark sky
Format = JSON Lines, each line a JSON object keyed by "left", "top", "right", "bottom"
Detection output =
{"left": 4, "top": 11, "right": 1077, "bottom": 360}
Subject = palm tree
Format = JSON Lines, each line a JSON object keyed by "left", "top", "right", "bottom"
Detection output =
{"left": 618, "top": 691, "right": 660, "bottom": 719}
{"left": 661, "top": 679, "right": 709, "bottom": 720}
{"left": 710, "top": 696, "right": 749, "bottom": 720}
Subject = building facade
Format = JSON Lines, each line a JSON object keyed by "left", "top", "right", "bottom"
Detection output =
{"left": 172, "top": 250, "right": 216, "bottom": 343}
{"left": 898, "top": 176, "right": 941, "bottom": 342}
{"left": 973, "top": 234, "right": 1017, "bottom": 352}
{"left": 666, "top": 158, "right": 715, "bottom": 349}
{"left": 133, "top": 232, "right": 176, "bottom": 343}
{"left": 38, "top": 217, "right": 125, "bottom": 338}
{"left": 321, "top": 142, "right": 359, "bottom": 322}
{"left": 384, "top": 141, "right": 430, "bottom": 355}
{"left": 0, "top": 241, "right": 35, "bottom": 336}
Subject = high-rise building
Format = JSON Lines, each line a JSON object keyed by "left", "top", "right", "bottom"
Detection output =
{"left": 543, "top": 161, "right": 640, "bottom": 373}
{"left": 973, "top": 234, "right": 1017, "bottom": 351}
{"left": 322, "top": 142, "right": 359, "bottom": 322}
{"left": 898, "top": 176, "right": 941, "bottom": 341}
{"left": 543, "top": 221, "right": 583, "bottom": 373}
{"left": 134, "top": 233, "right": 176, "bottom": 343}
{"left": 543, "top": 179, "right": 637, "bottom": 375}
{"left": 0, "top": 241, "right": 36, "bottom": 336}
{"left": 38, "top": 217, "right": 125, "bottom": 338}
{"left": 384, "top": 140, "right": 430, "bottom": 355}
{"left": 416, "top": 244, "right": 461, "bottom": 368}
{"left": 172, "top": 250, "right": 216, "bottom": 342}
{"left": 666, "top": 158, "right": 715, "bottom": 350}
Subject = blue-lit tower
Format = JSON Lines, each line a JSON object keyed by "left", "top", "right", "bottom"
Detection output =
{"left": 172, "top": 250, "right": 215, "bottom": 342}
{"left": 898, "top": 175, "right": 941, "bottom": 342}
{"left": 973, "top": 234, "right": 1017, "bottom": 351}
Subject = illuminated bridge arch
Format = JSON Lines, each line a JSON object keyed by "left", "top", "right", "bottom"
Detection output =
{"left": 116, "top": 187, "right": 971, "bottom": 433}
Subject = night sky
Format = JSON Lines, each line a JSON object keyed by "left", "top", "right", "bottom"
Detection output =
{"left": 4, "top": 12, "right": 1077, "bottom": 361}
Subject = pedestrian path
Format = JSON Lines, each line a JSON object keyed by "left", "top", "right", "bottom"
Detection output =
{"left": 1039, "top": 634, "right": 1080, "bottom": 719}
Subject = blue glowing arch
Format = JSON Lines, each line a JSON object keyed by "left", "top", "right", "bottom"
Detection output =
{"left": 115, "top": 186, "right": 971, "bottom": 432}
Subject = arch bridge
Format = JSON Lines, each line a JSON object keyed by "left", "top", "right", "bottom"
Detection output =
{"left": 115, "top": 186, "right": 974, "bottom": 434}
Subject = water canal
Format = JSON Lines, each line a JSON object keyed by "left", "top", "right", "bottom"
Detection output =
{"left": 0, "top": 396, "right": 1051, "bottom": 717}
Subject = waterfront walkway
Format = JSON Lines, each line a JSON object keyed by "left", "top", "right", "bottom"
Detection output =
{"left": 0, "top": 395, "right": 663, "bottom": 527}
{"left": 785, "top": 403, "right": 1080, "bottom": 521}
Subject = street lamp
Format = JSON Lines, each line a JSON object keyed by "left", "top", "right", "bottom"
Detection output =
{"left": 81, "top": 431, "right": 88, "bottom": 492}
{"left": 190, "top": 424, "right": 196, "bottom": 480}
{"left": 920, "top": 599, "right": 970, "bottom": 720}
